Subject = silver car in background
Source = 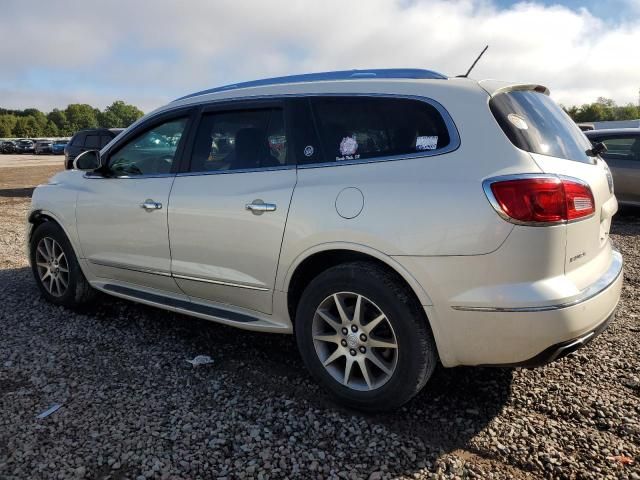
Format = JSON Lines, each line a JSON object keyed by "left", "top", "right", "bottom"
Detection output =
{"left": 27, "top": 69, "right": 622, "bottom": 411}
{"left": 585, "top": 128, "right": 640, "bottom": 206}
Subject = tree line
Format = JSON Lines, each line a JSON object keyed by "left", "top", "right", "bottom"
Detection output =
{"left": 563, "top": 97, "right": 640, "bottom": 123}
{"left": 0, "top": 101, "right": 144, "bottom": 138}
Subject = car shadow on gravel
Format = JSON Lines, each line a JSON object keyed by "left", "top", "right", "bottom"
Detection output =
{"left": 2, "top": 266, "right": 513, "bottom": 477}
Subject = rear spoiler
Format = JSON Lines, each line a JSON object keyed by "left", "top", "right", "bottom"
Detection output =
{"left": 477, "top": 79, "right": 550, "bottom": 97}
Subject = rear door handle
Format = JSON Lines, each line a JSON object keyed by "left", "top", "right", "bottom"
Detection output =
{"left": 246, "top": 201, "right": 276, "bottom": 214}
{"left": 140, "top": 199, "right": 163, "bottom": 210}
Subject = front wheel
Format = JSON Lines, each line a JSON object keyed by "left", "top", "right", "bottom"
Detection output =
{"left": 295, "top": 261, "right": 438, "bottom": 412}
{"left": 30, "top": 221, "right": 96, "bottom": 307}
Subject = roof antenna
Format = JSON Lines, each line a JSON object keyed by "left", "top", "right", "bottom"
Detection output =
{"left": 457, "top": 45, "right": 488, "bottom": 78}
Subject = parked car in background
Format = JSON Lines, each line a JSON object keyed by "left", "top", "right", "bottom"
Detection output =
{"left": 51, "top": 139, "right": 69, "bottom": 155}
{"left": 15, "top": 139, "right": 35, "bottom": 154}
{"left": 28, "top": 69, "right": 622, "bottom": 411}
{"left": 34, "top": 139, "right": 53, "bottom": 154}
{"left": 1, "top": 140, "right": 17, "bottom": 154}
{"left": 577, "top": 123, "right": 595, "bottom": 132}
{"left": 64, "top": 128, "right": 124, "bottom": 169}
{"left": 586, "top": 128, "right": 640, "bottom": 206}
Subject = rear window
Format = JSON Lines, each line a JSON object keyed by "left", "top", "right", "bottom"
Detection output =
{"left": 490, "top": 90, "right": 592, "bottom": 163}
{"left": 305, "top": 96, "right": 451, "bottom": 164}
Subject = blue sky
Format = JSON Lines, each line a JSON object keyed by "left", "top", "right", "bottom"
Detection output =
{"left": 0, "top": 0, "right": 637, "bottom": 112}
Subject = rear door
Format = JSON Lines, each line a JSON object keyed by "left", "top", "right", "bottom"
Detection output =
{"left": 168, "top": 100, "right": 296, "bottom": 314}
{"left": 490, "top": 89, "right": 617, "bottom": 289}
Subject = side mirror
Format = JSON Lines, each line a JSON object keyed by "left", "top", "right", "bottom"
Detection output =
{"left": 73, "top": 150, "right": 101, "bottom": 171}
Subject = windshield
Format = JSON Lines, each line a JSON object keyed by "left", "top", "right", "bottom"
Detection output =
{"left": 490, "top": 90, "right": 592, "bottom": 163}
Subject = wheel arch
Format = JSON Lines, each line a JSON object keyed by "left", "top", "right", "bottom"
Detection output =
{"left": 282, "top": 243, "right": 433, "bottom": 324}
{"left": 28, "top": 209, "right": 85, "bottom": 263}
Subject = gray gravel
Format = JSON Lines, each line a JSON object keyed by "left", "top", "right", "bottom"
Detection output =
{"left": 0, "top": 188, "right": 639, "bottom": 479}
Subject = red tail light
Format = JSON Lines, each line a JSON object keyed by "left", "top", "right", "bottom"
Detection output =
{"left": 486, "top": 176, "right": 595, "bottom": 224}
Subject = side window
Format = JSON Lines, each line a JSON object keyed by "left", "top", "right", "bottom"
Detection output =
{"left": 306, "top": 97, "right": 451, "bottom": 164}
{"left": 108, "top": 118, "right": 187, "bottom": 176}
{"left": 190, "top": 108, "right": 287, "bottom": 173}
{"left": 601, "top": 137, "right": 640, "bottom": 162}
{"left": 85, "top": 135, "right": 100, "bottom": 149}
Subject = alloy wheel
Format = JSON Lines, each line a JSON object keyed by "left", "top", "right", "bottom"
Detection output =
{"left": 35, "top": 237, "right": 69, "bottom": 297}
{"left": 312, "top": 292, "right": 398, "bottom": 391}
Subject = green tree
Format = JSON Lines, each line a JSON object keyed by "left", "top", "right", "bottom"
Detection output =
{"left": 564, "top": 97, "right": 640, "bottom": 123}
{"left": 65, "top": 104, "right": 99, "bottom": 132}
{"left": 0, "top": 114, "right": 18, "bottom": 137}
{"left": 98, "top": 100, "right": 144, "bottom": 128}
{"left": 47, "top": 109, "right": 70, "bottom": 135}
{"left": 13, "top": 116, "right": 40, "bottom": 137}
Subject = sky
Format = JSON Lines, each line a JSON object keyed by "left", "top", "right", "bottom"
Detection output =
{"left": 0, "top": 0, "right": 638, "bottom": 113}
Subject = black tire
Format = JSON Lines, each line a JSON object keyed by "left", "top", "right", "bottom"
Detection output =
{"left": 295, "top": 261, "right": 438, "bottom": 412}
{"left": 29, "top": 221, "right": 96, "bottom": 307}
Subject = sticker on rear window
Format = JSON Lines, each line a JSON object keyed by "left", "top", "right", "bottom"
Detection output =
{"left": 337, "top": 136, "right": 359, "bottom": 161}
{"left": 507, "top": 113, "right": 528, "bottom": 130}
{"left": 416, "top": 136, "right": 438, "bottom": 151}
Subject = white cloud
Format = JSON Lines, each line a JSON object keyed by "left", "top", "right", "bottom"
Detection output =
{"left": 0, "top": 0, "right": 638, "bottom": 112}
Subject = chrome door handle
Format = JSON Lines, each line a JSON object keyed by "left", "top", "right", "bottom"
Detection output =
{"left": 140, "top": 199, "right": 163, "bottom": 210}
{"left": 246, "top": 201, "right": 277, "bottom": 214}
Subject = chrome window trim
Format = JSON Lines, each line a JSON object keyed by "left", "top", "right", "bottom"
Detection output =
{"left": 172, "top": 273, "right": 269, "bottom": 291}
{"left": 482, "top": 173, "right": 596, "bottom": 227}
{"left": 188, "top": 93, "right": 459, "bottom": 173}
{"left": 87, "top": 93, "right": 459, "bottom": 178}
{"left": 84, "top": 172, "right": 177, "bottom": 180}
{"left": 452, "top": 250, "right": 622, "bottom": 312}
{"left": 175, "top": 164, "right": 295, "bottom": 178}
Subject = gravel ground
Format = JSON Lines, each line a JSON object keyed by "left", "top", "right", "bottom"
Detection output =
{"left": 0, "top": 164, "right": 638, "bottom": 479}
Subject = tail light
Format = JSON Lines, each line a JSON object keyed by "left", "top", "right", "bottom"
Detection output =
{"left": 485, "top": 176, "right": 595, "bottom": 224}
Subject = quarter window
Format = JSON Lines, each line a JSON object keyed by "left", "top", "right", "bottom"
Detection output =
{"left": 306, "top": 97, "right": 451, "bottom": 164}
{"left": 600, "top": 137, "right": 640, "bottom": 162}
{"left": 108, "top": 118, "right": 187, "bottom": 176}
{"left": 190, "top": 108, "right": 287, "bottom": 173}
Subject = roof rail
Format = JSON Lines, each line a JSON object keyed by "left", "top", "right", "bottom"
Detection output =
{"left": 174, "top": 68, "right": 448, "bottom": 101}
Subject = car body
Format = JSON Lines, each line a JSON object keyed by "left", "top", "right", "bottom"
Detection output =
{"left": 51, "top": 139, "right": 69, "bottom": 155}
{"left": 585, "top": 128, "right": 640, "bottom": 206}
{"left": 1, "top": 140, "right": 16, "bottom": 153}
{"left": 27, "top": 69, "right": 623, "bottom": 411}
{"left": 15, "top": 139, "right": 35, "bottom": 154}
{"left": 64, "top": 128, "right": 124, "bottom": 169}
{"left": 34, "top": 139, "right": 53, "bottom": 154}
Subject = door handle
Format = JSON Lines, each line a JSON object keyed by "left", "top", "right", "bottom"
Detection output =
{"left": 140, "top": 199, "right": 163, "bottom": 210}
{"left": 246, "top": 200, "right": 277, "bottom": 214}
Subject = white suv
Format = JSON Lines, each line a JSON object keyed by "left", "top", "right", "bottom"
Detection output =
{"left": 28, "top": 69, "right": 623, "bottom": 411}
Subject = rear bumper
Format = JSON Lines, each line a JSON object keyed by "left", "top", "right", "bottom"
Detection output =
{"left": 400, "top": 249, "right": 623, "bottom": 367}
{"left": 485, "top": 308, "right": 615, "bottom": 367}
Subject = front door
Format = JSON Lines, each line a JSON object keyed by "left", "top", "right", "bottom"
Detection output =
{"left": 168, "top": 102, "right": 296, "bottom": 314}
{"left": 76, "top": 114, "right": 191, "bottom": 294}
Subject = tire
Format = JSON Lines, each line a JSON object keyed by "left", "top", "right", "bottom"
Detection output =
{"left": 295, "top": 261, "right": 438, "bottom": 412}
{"left": 29, "top": 221, "right": 96, "bottom": 307}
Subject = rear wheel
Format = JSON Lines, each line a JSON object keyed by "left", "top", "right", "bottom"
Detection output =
{"left": 30, "top": 221, "right": 96, "bottom": 307}
{"left": 295, "top": 261, "right": 437, "bottom": 411}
